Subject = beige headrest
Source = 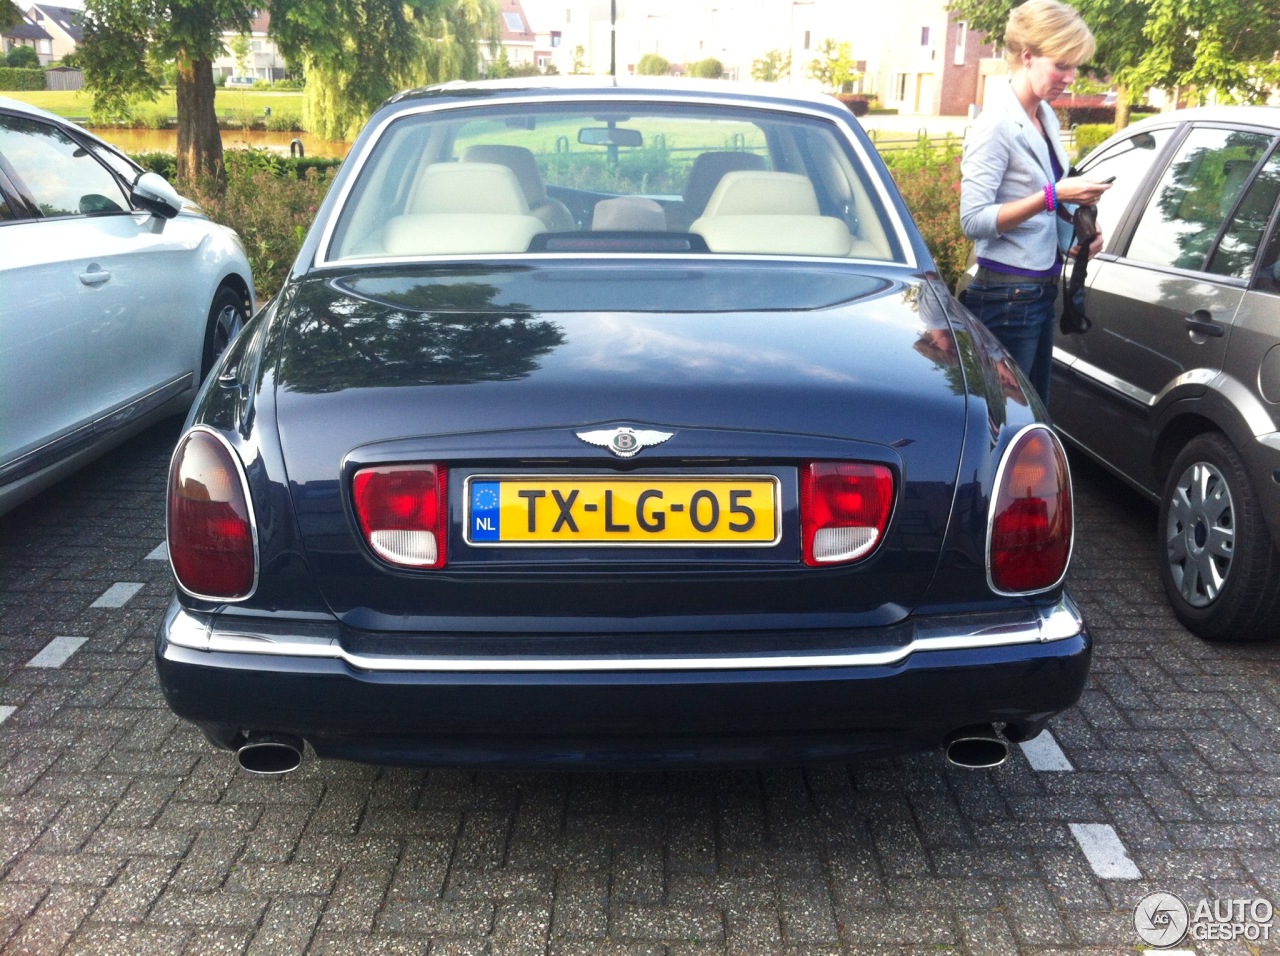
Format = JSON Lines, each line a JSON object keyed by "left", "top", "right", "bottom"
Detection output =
{"left": 701, "top": 171, "right": 821, "bottom": 217}
{"left": 591, "top": 196, "right": 666, "bottom": 231}
{"left": 461, "top": 145, "right": 547, "bottom": 205}
{"left": 411, "top": 162, "right": 531, "bottom": 215}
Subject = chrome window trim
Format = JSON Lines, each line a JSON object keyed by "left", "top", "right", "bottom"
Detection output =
{"left": 166, "top": 597, "right": 1084, "bottom": 672}
{"left": 313, "top": 91, "right": 917, "bottom": 271}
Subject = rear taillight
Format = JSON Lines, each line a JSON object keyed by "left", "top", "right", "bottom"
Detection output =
{"left": 353, "top": 465, "right": 448, "bottom": 569}
{"left": 167, "top": 429, "right": 256, "bottom": 599}
{"left": 989, "top": 425, "right": 1073, "bottom": 593}
{"left": 800, "top": 462, "right": 895, "bottom": 566}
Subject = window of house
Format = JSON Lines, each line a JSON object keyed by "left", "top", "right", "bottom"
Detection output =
{"left": 920, "top": 26, "right": 930, "bottom": 46}
{"left": 954, "top": 22, "right": 967, "bottom": 66}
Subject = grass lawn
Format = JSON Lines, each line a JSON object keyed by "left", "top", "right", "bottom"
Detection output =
{"left": 1, "top": 87, "right": 304, "bottom": 124}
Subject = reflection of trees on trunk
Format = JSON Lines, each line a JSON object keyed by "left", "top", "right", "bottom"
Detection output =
{"left": 276, "top": 281, "right": 565, "bottom": 392}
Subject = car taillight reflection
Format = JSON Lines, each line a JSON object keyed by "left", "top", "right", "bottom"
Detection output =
{"left": 989, "top": 426, "right": 1073, "bottom": 593}
{"left": 167, "top": 429, "right": 256, "bottom": 599}
{"left": 800, "top": 461, "right": 895, "bottom": 566}
{"left": 353, "top": 465, "right": 448, "bottom": 569}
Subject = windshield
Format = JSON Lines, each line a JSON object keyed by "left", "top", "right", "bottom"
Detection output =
{"left": 324, "top": 99, "right": 904, "bottom": 264}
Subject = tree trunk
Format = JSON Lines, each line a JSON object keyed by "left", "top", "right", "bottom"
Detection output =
{"left": 1115, "top": 82, "right": 1131, "bottom": 131}
{"left": 175, "top": 53, "right": 225, "bottom": 191}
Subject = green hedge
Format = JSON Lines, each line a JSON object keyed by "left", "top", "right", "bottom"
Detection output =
{"left": 0, "top": 67, "right": 45, "bottom": 91}
{"left": 131, "top": 150, "right": 342, "bottom": 182}
{"left": 1072, "top": 123, "right": 1115, "bottom": 161}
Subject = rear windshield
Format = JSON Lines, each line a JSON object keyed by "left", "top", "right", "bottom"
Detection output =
{"left": 324, "top": 100, "right": 905, "bottom": 264}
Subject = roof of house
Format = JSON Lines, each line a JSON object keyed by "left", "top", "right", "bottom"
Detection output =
{"left": 27, "top": 4, "right": 82, "bottom": 43}
{"left": 2, "top": 18, "right": 52, "bottom": 41}
{"left": 498, "top": 0, "right": 535, "bottom": 44}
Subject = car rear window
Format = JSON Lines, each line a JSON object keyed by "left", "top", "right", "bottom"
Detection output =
{"left": 324, "top": 100, "right": 905, "bottom": 265}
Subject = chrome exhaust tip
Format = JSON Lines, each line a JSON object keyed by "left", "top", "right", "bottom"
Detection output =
{"left": 236, "top": 733, "right": 304, "bottom": 775}
{"left": 944, "top": 724, "right": 1010, "bottom": 769}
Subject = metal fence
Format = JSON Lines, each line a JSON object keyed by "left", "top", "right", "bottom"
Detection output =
{"left": 866, "top": 126, "right": 1078, "bottom": 155}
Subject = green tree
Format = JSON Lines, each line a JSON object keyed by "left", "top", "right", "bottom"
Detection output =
{"left": 1, "top": 1, "right": 21, "bottom": 29}
{"left": 570, "top": 44, "right": 586, "bottom": 74}
{"left": 228, "top": 33, "right": 250, "bottom": 77}
{"left": 489, "top": 47, "right": 513, "bottom": 78}
{"left": 751, "top": 49, "right": 791, "bottom": 83}
{"left": 78, "top": 0, "right": 251, "bottom": 187}
{"left": 636, "top": 52, "right": 670, "bottom": 75}
{"left": 806, "top": 38, "right": 860, "bottom": 93}
{"left": 947, "top": 0, "right": 1280, "bottom": 126}
{"left": 5, "top": 44, "right": 39, "bottom": 68}
{"left": 688, "top": 57, "right": 723, "bottom": 79}
{"left": 269, "top": 0, "right": 501, "bottom": 141}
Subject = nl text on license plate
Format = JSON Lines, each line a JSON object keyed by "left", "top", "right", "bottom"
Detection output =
{"left": 466, "top": 475, "right": 781, "bottom": 546}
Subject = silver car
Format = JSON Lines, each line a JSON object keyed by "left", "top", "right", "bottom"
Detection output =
{"left": 1052, "top": 106, "right": 1280, "bottom": 643}
{"left": 0, "top": 97, "right": 255, "bottom": 514}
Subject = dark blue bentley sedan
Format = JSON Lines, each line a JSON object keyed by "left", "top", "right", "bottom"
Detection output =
{"left": 156, "top": 78, "right": 1089, "bottom": 774}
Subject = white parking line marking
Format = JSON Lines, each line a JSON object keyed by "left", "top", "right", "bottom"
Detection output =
{"left": 91, "top": 582, "right": 144, "bottom": 608}
{"left": 1020, "top": 730, "right": 1074, "bottom": 771}
{"left": 27, "top": 637, "right": 87, "bottom": 669}
{"left": 0, "top": 706, "right": 15, "bottom": 725}
{"left": 1070, "top": 823, "right": 1141, "bottom": 880}
{"left": 145, "top": 543, "right": 168, "bottom": 561}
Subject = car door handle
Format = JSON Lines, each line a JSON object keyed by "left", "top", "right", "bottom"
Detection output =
{"left": 79, "top": 266, "right": 111, "bottom": 287}
{"left": 1185, "top": 310, "right": 1224, "bottom": 338}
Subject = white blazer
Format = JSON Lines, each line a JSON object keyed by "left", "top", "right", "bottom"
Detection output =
{"left": 960, "top": 78, "right": 1072, "bottom": 272}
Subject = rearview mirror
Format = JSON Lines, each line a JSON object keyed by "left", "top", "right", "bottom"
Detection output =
{"left": 578, "top": 127, "right": 643, "bottom": 147}
{"left": 131, "top": 171, "right": 182, "bottom": 220}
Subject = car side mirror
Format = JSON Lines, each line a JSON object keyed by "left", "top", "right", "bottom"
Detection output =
{"left": 131, "top": 171, "right": 182, "bottom": 220}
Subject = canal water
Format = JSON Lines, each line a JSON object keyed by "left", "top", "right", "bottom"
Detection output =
{"left": 87, "top": 127, "right": 352, "bottom": 159}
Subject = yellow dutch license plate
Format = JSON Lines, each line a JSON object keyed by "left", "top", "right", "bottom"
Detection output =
{"left": 466, "top": 475, "right": 780, "bottom": 546}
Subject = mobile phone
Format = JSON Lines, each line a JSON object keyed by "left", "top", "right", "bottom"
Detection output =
{"left": 1097, "top": 175, "right": 1117, "bottom": 184}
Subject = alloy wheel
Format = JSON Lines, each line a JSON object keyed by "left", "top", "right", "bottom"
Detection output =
{"left": 1165, "top": 459, "right": 1234, "bottom": 608}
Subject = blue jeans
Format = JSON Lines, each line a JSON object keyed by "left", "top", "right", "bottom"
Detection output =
{"left": 959, "top": 279, "right": 1057, "bottom": 403}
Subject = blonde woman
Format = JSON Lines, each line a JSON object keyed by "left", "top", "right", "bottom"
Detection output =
{"left": 959, "top": 0, "right": 1112, "bottom": 403}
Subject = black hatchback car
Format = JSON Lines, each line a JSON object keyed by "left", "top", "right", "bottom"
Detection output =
{"left": 157, "top": 79, "right": 1089, "bottom": 773}
{"left": 1052, "top": 107, "right": 1280, "bottom": 643}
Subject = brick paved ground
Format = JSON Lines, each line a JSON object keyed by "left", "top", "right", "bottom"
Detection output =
{"left": 1, "top": 419, "right": 1278, "bottom": 955}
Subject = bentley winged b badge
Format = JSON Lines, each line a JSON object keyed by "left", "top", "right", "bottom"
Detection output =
{"left": 576, "top": 427, "right": 674, "bottom": 459}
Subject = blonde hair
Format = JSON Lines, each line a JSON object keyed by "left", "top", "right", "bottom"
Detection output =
{"left": 1005, "top": 0, "right": 1096, "bottom": 67}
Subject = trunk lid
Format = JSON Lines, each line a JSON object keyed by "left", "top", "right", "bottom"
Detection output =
{"left": 270, "top": 262, "right": 973, "bottom": 635}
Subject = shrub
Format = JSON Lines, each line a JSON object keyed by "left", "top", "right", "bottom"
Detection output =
{"left": 134, "top": 102, "right": 172, "bottom": 130}
{"left": 636, "top": 53, "right": 670, "bottom": 76}
{"left": 1072, "top": 123, "right": 1114, "bottom": 161}
{"left": 0, "top": 67, "right": 46, "bottom": 91}
{"left": 835, "top": 94, "right": 872, "bottom": 117}
{"left": 6, "top": 46, "right": 39, "bottom": 69}
{"left": 881, "top": 136, "right": 969, "bottom": 292}
{"left": 132, "top": 151, "right": 177, "bottom": 178}
{"left": 185, "top": 156, "right": 334, "bottom": 299}
{"left": 688, "top": 58, "right": 724, "bottom": 79}
{"left": 264, "top": 109, "right": 304, "bottom": 132}
{"left": 1055, "top": 104, "right": 1158, "bottom": 127}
